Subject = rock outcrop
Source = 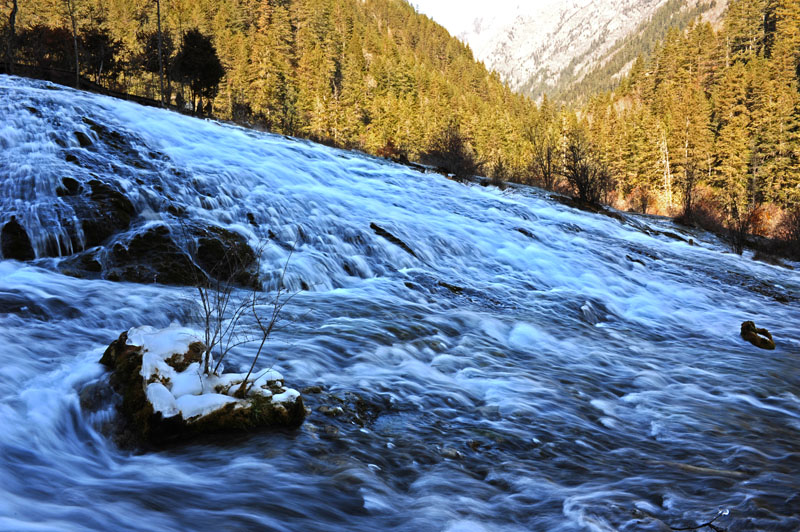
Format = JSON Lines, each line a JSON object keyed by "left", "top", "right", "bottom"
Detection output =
{"left": 104, "top": 225, "right": 201, "bottom": 285}
{"left": 59, "top": 221, "right": 258, "bottom": 287}
{"left": 1, "top": 216, "right": 35, "bottom": 261}
{"left": 100, "top": 326, "right": 305, "bottom": 445}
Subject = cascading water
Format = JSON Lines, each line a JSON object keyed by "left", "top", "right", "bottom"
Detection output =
{"left": 1, "top": 75, "right": 799, "bottom": 532}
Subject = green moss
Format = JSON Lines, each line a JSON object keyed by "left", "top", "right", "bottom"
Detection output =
{"left": 740, "top": 321, "right": 776, "bottom": 350}
{"left": 165, "top": 341, "right": 204, "bottom": 371}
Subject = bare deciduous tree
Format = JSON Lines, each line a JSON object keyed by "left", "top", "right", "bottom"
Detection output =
{"left": 187, "top": 229, "right": 301, "bottom": 400}
{"left": 235, "top": 248, "right": 298, "bottom": 398}
{"left": 62, "top": 0, "right": 80, "bottom": 88}
{"left": 3, "top": 0, "right": 18, "bottom": 73}
{"left": 527, "top": 119, "right": 560, "bottom": 190}
{"left": 562, "top": 128, "right": 612, "bottom": 204}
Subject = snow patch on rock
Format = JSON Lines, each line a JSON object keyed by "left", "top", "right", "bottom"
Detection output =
{"left": 127, "top": 324, "right": 298, "bottom": 421}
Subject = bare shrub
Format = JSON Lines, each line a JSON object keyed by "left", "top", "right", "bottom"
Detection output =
{"left": 421, "top": 122, "right": 483, "bottom": 180}
{"left": 529, "top": 130, "right": 560, "bottom": 190}
{"left": 725, "top": 203, "right": 760, "bottom": 255}
{"left": 777, "top": 208, "right": 800, "bottom": 259}
{"left": 748, "top": 203, "right": 783, "bottom": 238}
{"left": 675, "top": 185, "right": 725, "bottom": 233}
{"left": 181, "top": 223, "right": 299, "bottom": 382}
{"left": 234, "top": 250, "right": 297, "bottom": 398}
{"left": 562, "top": 128, "right": 612, "bottom": 204}
{"left": 488, "top": 158, "right": 507, "bottom": 189}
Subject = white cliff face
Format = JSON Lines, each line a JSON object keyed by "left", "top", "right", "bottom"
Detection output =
{"left": 460, "top": 0, "right": 670, "bottom": 96}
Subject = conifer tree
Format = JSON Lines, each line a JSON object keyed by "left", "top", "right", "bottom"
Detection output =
{"left": 174, "top": 28, "right": 225, "bottom": 113}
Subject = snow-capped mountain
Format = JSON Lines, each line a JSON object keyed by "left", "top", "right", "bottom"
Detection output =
{"left": 458, "top": 0, "right": 723, "bottom": 99}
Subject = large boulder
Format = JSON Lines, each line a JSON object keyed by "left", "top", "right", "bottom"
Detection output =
{"left": 100, "top": 325, "right": 305, "bottom": 445}
{"left": 60, "top": 222, "right": 258, "bottom": 287}
{"left": 104, "top": 225, "right": 202, "bottom": 285}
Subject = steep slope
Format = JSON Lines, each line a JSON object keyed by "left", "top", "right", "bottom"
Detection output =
{"left": 459, "top": 0, "right": 725, "bottom": 100}
{"left": 2, "top": 75, "right": 800, "bottom": 531}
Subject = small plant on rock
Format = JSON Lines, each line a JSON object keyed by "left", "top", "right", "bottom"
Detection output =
{"left": 235, "top": 248, "right": 298, "bottom": 397}
{"left": 186, "top": 226, "right": 300, "bottom": 387}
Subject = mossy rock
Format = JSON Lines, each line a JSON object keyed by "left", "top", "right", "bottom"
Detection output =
{"left": 100, "top": 331, "right": 305, "bottom": 446}
{"left": 740, "top": 321, "right": 775, "bottom": 350}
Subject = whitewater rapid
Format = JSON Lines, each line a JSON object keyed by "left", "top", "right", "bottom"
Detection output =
{"left": 1, "top": 75, "right": 799, "bottom": 531}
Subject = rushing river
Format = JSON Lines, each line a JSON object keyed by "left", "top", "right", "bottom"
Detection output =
{"left": 1, "top": 75, "right": 799, "bottom": 532}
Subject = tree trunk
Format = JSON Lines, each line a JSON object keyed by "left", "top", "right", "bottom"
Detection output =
{"left": 156, "top": 0, "right": 165, "bottom": 107}
{"left": 659, "top": 128, "right": 672, "bottom": 209}
{"left": 4, "top": 0, "right": 17, "bottom": 74}
{"left": 65, "top": 0, "right": 80, "bottom": 89}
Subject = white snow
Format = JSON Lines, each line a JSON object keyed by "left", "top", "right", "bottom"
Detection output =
{"left": 129, "top": 324, "right": 199, "bottom": 360}
{"left": 271, "top": 389, "right": 300, "bottom": 404}
{"left": 175, "top": 393, "right": 238, "bottom": 419}
{"left": 126, "top": 324, "right": 299, "bottom": 420}
{"left": 145, "top": 382, "right": 179, "bottom": 418}
{"left": 252, "top": 369, "right": 284, "bottom": 388}
{"left": 169, "top": 363, "right": 204, "bottom": 397}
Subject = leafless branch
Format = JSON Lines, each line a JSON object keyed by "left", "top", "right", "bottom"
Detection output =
{"left": 670, "top": 509, "right": 729, "bottom": 532}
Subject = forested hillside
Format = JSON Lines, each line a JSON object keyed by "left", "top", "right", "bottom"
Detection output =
{"left": 2, "top": 0, "right": 535, "bottom": 177}
{"left": 572, "top": 0, "right": 800, "bottom": 246}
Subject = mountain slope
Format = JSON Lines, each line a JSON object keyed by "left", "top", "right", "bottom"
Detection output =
{"left": 459, "top": 0, "right": 725, "bottom": 100}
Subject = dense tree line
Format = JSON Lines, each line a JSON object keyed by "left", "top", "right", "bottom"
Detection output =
{"left": 569, "top": 0, "right": 800, "bottom": 249}
{"left": 513, "top": 0, "right": 799, "bottom": 252}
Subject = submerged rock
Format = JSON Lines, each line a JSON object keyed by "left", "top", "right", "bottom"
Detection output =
{"left": 740, "top": 321, "right": 775, "bottom": 350}
{"left": 99, "top": 326, "right": 305, "bottom": 445}
{"left": 370, "top": 222, "right": 417, "bottom": 258}
{"left": 105, "top": 225, "right": 201, "bottom": 285}
{"left": 60, "top": 221, "right": 257, "bottom": 288}
{"left": 1, "top": 216, "right": 35, "bottom": 261}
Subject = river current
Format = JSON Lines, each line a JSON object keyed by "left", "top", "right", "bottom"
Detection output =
{"left": 1, "top": 76, "right": 799, "bottom": 531}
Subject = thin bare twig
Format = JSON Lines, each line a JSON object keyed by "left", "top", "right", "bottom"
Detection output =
{"left": 670, "top": 509, "right": 729, "bottom": 532}
{"left": 235, "top": 242, "right": 298, "bottom": 397}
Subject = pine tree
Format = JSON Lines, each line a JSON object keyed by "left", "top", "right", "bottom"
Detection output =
{"left": 768, "top": 0, "right": 800, "bottom": 206}
{"left": 713, "top": 61, "right": 753, "bottom": 216}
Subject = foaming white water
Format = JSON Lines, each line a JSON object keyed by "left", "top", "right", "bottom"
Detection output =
{"left": 1, "top": 75, "right": 799, "bottom": 531}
